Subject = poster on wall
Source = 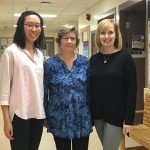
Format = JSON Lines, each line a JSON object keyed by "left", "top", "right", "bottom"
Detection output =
{"left": 91, "top": 30, "right": 97, "bottom": 55}
{"left": 0, "top": 38, "right": 7, "bottom": 46}
{"left": 131, "top": 35, "right": 144, "bottom": 50}
{"left": 83, "top": 41, "right": 89, "bottom": 57}
{"left": 7, "top": 38, "right": 13, "bottom": 46}
{"left": 79, "top": 25, "right": 90, "bottom": 57}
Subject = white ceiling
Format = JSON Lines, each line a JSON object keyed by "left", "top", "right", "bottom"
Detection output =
{"left": 0, "top": 0, "right": 101, "bottom": 32}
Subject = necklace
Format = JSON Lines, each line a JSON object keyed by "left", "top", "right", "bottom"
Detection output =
{"left": 102, "top": 54, "right": 110, "bottom": 64}
{"left": 101, "top": 49, "right": 118, "bottom": 64}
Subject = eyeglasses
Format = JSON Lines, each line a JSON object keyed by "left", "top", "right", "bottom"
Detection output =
{"left": 62, "top": 37, "right": 76, "bottom": 42}
{"left": 100, "top": 31, "right": 114, "bottom": 37}
{"left": 24, "top": 23, "right": 41, "bottom": 30}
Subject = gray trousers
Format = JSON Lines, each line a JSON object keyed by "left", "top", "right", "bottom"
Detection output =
{"left": 94, "top": 119, "right": 123, "bottom": 150}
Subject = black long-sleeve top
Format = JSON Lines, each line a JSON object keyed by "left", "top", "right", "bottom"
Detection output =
{"left": 90, "top": 50, "right": 137, "bottom": 127}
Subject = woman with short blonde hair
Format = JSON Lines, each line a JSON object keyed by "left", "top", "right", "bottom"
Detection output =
{"left": 90, "top": 19, "right": 137, "bottom": 150}
{"left": 95, "top": 19, "right": 122, "bottom": 51}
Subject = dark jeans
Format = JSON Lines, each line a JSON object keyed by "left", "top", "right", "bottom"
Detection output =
{"left": 54, "top": 135, "right": 89, "bottom": 150}
{"left": 10, "top": 114, "right": 44, "bottom": 150}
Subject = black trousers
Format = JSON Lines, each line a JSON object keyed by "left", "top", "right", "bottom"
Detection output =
{"left": 10, "top": 114, "right": 44, "bottom": 150}
{"left": 54, "top": 135, "right": 89, "bottom": 150}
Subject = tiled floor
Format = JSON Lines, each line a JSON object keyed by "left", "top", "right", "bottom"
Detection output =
{"left": 0, "top": 109, "right": 102, "bottom": 150}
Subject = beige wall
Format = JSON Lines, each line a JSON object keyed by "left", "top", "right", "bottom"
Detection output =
{"left": 78, "top": 0, "right": 128, "bottom": 56}
{"left": 0, "top": 29, "right": 15, "bottom": 37}
{"left": 78, "top": 0, "right": 127, "bottom": 30}
{"left": 0, "top": 28, "right": 56, "bottom": 38}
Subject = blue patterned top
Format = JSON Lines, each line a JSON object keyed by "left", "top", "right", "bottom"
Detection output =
{"left": 44, "top": 54, "right": 92, "bottom": 139}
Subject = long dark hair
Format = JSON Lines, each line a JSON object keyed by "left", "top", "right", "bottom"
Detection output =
{"left": 13, "top": 10, "right": 45, "bottom": 49}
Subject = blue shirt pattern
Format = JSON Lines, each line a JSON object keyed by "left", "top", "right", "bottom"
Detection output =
{"left": 44, "top": 54, "right": 92, "bottom": 139}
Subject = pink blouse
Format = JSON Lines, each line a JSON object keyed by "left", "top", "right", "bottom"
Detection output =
{"left": 0, "top": 44, "right": 45, "bottom": 121}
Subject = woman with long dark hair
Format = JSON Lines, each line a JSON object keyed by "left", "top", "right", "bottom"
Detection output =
{"left": 0, "top": 10, "right": 45, "bottom": 150}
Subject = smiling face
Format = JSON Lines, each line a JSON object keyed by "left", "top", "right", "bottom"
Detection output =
{"left": 95, "top": 19, "right": 122, "bottom": 51}
{"left": 99, "top": 23, "right": 116, "bottom": 50}
{"left": 60, "top": 31, "right": 77, "bottom": 52}
{"left": 24, "top": 15, "right": 41, "bottom": 45}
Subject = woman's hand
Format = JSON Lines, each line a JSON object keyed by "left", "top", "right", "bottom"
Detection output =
{"left": 1, "top": 106, "right": 14, "bottom": 140}
{"left": 4, "top": 120, "right": 14, "bottom": 140}
{"left": 123, "top": 124, "right": 133, "bottom": 135}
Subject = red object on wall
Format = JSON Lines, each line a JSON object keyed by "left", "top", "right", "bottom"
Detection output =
{"left": 86, "top": 13, "right": 91, "bottom": 21}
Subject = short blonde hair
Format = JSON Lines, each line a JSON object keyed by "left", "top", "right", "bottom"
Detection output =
{"left": 95, "top": 19, "right": 122, "bottom": 51}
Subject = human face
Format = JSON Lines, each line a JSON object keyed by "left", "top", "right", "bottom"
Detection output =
{"left": 24, "top": 15, "right": 41, "bottom": 45}
{"left": 99, "top": 23, "right": 116, "bottom": 49}
{"left": 60, "top": 32, "right": 77, "bottom": 52}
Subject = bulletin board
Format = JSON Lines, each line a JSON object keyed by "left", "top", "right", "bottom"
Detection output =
{"left": 79, "top": 25, "right": 90, "bottom": 58}
{"left": 91, "top": 30, "right": 97, "bottom": 55}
